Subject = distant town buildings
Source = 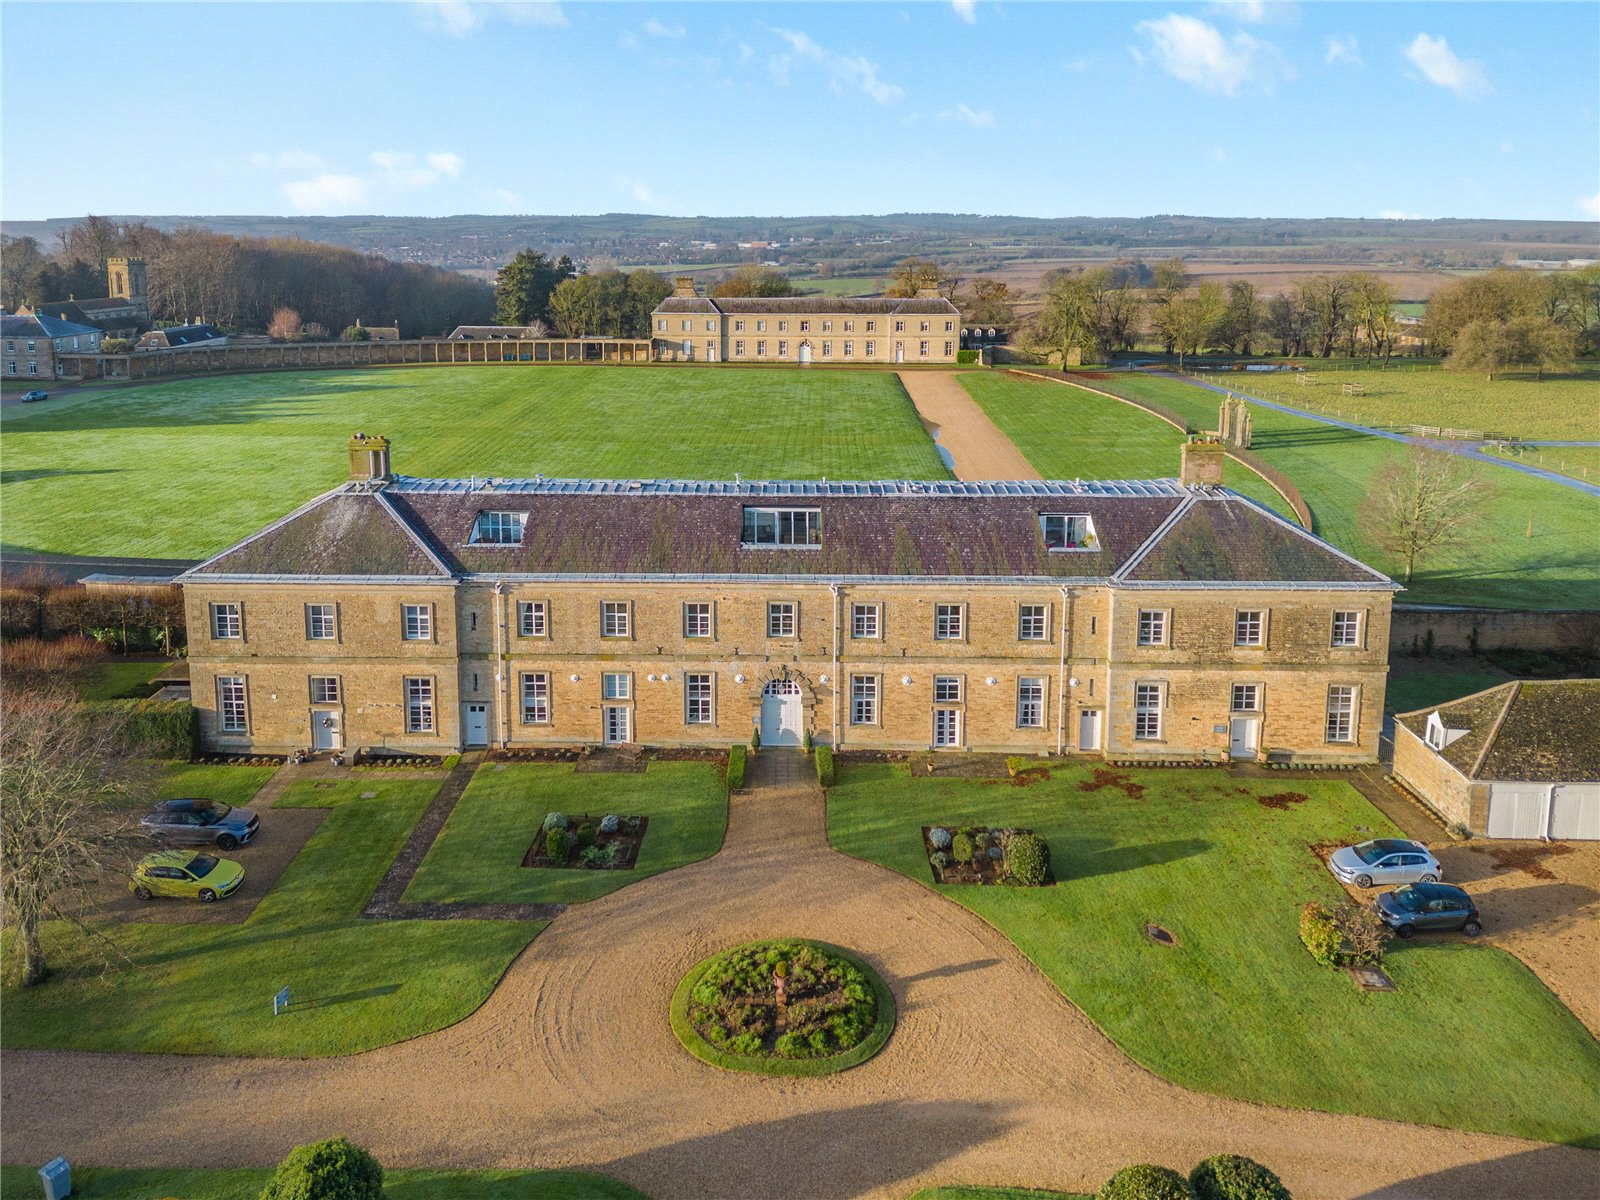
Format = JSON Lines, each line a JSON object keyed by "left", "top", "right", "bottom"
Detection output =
{"left": 23, "top": 257, "right": 151, "bottom": 340}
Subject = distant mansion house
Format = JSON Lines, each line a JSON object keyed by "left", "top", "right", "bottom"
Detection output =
{"left": 2, "top": 312, "right": 102, "bottom": 379}
{"left": 23, "top": 256, "right": 151, "bottom": 340}
{"left": 652, "top": 277, "right": 960, "bottom": 364}
{"left": 179, "top": 436, "right": 1395, "bottom": 764}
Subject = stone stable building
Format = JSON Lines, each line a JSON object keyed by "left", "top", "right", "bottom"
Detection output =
{"left": 651, "top": 277, "right": 961, "bottom": 364}
{"left": 179, "top": 437, "right": 1396, "bottom": 762}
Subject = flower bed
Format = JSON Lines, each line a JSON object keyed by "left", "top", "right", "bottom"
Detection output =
{"left": 671, "top": 939, "right": 895, "bottom": 1077}
{"left": 923, "top": 824, "right": 1051, "bottom": 886}
{"left": 522, "top": 812, "right": 647, "bottom": 870}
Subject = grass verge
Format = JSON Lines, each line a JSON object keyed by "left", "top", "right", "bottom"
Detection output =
{"left": 403, "top": 761, "right": 728, "bottom": 906}
{"left": 0, "top": 1165, "right": 648, "bottom": 1200}
{"left": 670, "top": 939, "right": 896, "bottom": 1077}
{"left": 79, "top": 659, "right": 169, "bottom": 700}
{"left": 827, "top": 761, "right": 1600, "bottom": 1147}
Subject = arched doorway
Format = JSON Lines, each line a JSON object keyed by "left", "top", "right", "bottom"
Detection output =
{"left": 797, "top": 341, "right": 813, "bottom": 365}
{"left": 760, "top": 679, "right": 804, "bottom": 747}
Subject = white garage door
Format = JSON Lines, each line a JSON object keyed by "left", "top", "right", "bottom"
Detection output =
{"left": 1487, "top": 783, "right": 1548, "bottom": 839}
{"left": 1549, "top": 784, "right": 1600, "bottom": 840}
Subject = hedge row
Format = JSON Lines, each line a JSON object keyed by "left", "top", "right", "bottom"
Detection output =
{"left": 727, "top": 744, "right": 747, "bottom": 790}
{"left": 83, "top": 698, "right": 197, "bottom": 759}
{"left": 814, "top": 744, "right": 835, "bottom": 788}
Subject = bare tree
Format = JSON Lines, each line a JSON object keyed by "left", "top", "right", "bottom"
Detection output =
{"left": 267, "top": 307, "right": 302, "bottom": 341}
{"left": 1, "top": 685, "right": 154, "bottom": 986}
{"left": 1359, "top": 446, "right": 1495, "bottom": 584}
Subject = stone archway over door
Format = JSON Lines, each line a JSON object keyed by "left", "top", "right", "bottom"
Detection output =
{"left": 760, "top": 680, "right": 804, "bottom": 747}
{"left": 797, "top": 341, "right": 813, "bottom": 365}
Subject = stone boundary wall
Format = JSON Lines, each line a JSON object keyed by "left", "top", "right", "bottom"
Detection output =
{"left": 1390, "top": 607, "right": 1600, "bottom": 653}
{"left": 55, "top": 337, "right": 652, "bottom": 381}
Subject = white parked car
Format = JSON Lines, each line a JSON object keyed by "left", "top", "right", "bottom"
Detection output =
{"left": 1327, "top": 839, "right": 1442, "bottom": 889}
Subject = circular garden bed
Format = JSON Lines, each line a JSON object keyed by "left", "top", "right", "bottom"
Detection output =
{"left": 670, "top": 939, "right": 895, "bottom": 1076}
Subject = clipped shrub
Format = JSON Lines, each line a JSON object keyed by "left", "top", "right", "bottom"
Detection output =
{"left": 804, "top": 729, "right": 814, "bottom": 753}
{"left": 951, "top": 832, "right": 976, "bottom": 864}
{"left": 1098, "top": 1163, "right": 1194, "bottom": 1200}
{"left": 1298, "top": 901, "right": 1344, "bottom": 968}
{"left": 575, "top": 821, "right": 597, "bottom": 848}
{"left": 815, "top": 744, "right": 835, "bottom": 788}
{"left": 930, "top": 850, "right": 951, "bottom": 869}
{"left": 751, "top": 727, "right": 761, "bottom": 750}
{"left": 1008, "top": 833, "right": 1049, "bottom": 886}
{"left": 956, "top": 348, "right": 981, "bottom": 364}
{"left": 1189, "top": 1155, "right": 1292, "bottom": 1200}
{"left": 259, "top": 1136, "right": 383, "bottom": 1200}
{"left": 599, "top": 814, "right": 620, "bottom": 835}
{"left": 928, "top": 826, "right": 953, "bottom": 850}
{"left": 544, "top": 827, "right": 568, "bottom": 862}
{"left": 541, "top": 811, "right": 568, "bottom": 832}
{"left": 83, "top": 698, "right": 196, "bottom": 759}
{"left": 728, "top": 743, "right": 747, "bottom": 789}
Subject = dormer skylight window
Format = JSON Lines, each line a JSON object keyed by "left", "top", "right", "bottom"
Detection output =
{"left": 742, "top": 507, "right": 821, "bottom": 548}
{"left": 1041, "top": 513, "right": 1096, "bottom": 551}
{"left": 471, "top": 510, "right": 527, "bottom": 545}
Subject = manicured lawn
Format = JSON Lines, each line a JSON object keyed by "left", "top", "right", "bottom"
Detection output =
{"left": 155, "top": 761, "right": 280, "bottom": 809}
{"left": 1486, "top": 443, "right": 1600, "bottom": 483}
{"left": 959, "top": 373, "right": 1291, "bottom": 516}
{"left": 405, "top": 761, "right": 727, "bottom": 905}
{"left": 1068, "top": 372, "right": 1599, "bottom": 610}
{"left": 0, "top": 365, "right": 948, "bottom": 558}
{"left": 827, "top": 762, "right": 1600, "bottom": 1147}
{"left": 79, "top": 658, "right": 169, "bottom": 700}
{"left": 1, "top": 776, "right": 541, "bottom": 1056}
{"left": 1385, "top": 663, "right": 1509, "bottom": 714}
{"left": 0, "top": 1165, "right": 648, "bottom": 1200}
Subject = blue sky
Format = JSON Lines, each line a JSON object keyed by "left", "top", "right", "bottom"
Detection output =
{"left": 3, "top": 1, "right": 1596, "bottom": 221}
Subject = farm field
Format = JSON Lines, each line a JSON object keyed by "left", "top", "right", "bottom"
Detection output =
{"left": 0, "top": 1166, "right": 648, "bottom": 1200}
{"left": 827, "top": 762, "right": 1600, "bottom": 1147}
{"left": 1062, "top": 371, "right": 1599, "bottom": 610}
{"left": 1222, "top": 364, "right": 1600, "bottom": 441}
{"left": 0, "top": 773, "right": 541, "bottom": 1057}
{"left": 0, "top": 365, "right": 949, "bottom": 559}
{"left": 958, "top": 373, "right": 1291, "bottom": 515}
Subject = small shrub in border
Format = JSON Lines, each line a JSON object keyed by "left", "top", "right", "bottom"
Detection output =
{"left": 599, "top": 813, "right": 620, "bottom": 835}
{"left": 1299, "top": 901, "right": 1344, "bottom": 968}
{"left": 1190, "top": 1154, "right": 1293, "bottom": 1200}
{"left": 928, "top": 826, "right": 953, "bottom": 851}
{"left": 541, "top": 811, "right": 568, "bottom": 833}
{"left": 951, "top": 831, "right": 976, "bottom": 864}
{"left": 727, "top": 744, "right": 747, "bottom": 789}
{"left": 544, "top": 827, "right": 568, "bottom": 863}
{"left": 259, "top": 1136, "right": 383, "bottom": 1200}
{"left": 815, "top": 745, "right": 835, "bottom": 787}
{"left": 1007, "top": 832, "right": 1050, "bottom": 886}
{"left": 575, "top": 821, "right": 597, "bottom": 848}
{"left": 1300, "top": 900, "right": 1387, "bottom": 968}
{"left": 1098, "top": 1163, "right": 1194, "bottom": 1200}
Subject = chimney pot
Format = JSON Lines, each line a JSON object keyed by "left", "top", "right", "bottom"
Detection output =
{"left": 348, "top": 432, "right": 392, "bottom": 483}
{"left": 1179, "top": 437, "right": 1226, "bottom": 488}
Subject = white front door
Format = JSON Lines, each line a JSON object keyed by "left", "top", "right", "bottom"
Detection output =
{"left": 312, "top": 710, "right": 342, "bottom": 751}
{"left": 464, "top": 703, "right": 489, "bottom": 747}
{"left": 894, "top": 342, "right": 905, "bottom": 363}
{"left": 797, "top": 341, "right": 813, "bottom": 365}
{"left": 933, "top": 709, "right": 961, "bottom": 748}
{"left": 1229, "top": 717, "right": 1259, "bottom": 759}
{"left": 1078, "top": 709, "right": 1101, "bottom": 751}
{"left": 603, "top": 705, "right": 631, "bottom": 745}
{"left": 760, "top": 680, "right": 803, "bottom": 747}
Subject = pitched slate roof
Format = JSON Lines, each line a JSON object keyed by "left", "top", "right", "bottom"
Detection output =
{"left": 185, "top": 477, "right": 1396, "bottom": 589}
{"left": 1398, "top": 680, "right": 1600, "bottom": 782}
{"left": 33, "top": 313, "right": 101, "bottom": 339}
{"left": 653, "top": 296, "right": 960, "bottom": 317}
{"left": 2, "top": 314, "right": 43, "bottom": 337}
{"left": 152, "top": 324, "right": 225, "bottom": 347}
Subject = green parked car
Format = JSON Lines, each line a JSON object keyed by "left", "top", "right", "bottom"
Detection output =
{"left": 130, "top": 849, "right": 245, "bottom": 902}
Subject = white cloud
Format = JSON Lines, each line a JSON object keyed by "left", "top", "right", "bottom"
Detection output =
{"left": 1378, "top": 209, "right": 1422, "bottom": 220}
{"left": 1325, "top": 35, "right": 1359, "bottom": 65}
{"left": 284, "top": 174, "right": 369, "bottom": 214}
{"left": 644, "top": 17, "right": 685, "bottom": 38}
{"left": 416, "top": 2, "right": 565, "bottom": 38}
{"left": 1211, "top": 146, "right": 1230, "bottom": 163}
{"left": 1063, "top": 55, "right": 1095, "bottom": 72}
{"left": 1405, "top": 33, "right": 1489, "bottom": 98}
{"left": 1580, "top": 192, "right": 1600, "bottom": 218}
{"left": 368, "top": 150, "right": 466, "bottom": 189}
{"left": 939, "top": 103, "right": 994, "bottom": 128}
{"left": 952, "top": 0, "right": 977, "bottom": 23}
{"left": 426, "top": 151, "right": 465, "bottom": 177}
{"left": 250, "top": 149, "right": 323, "bottom": 170}
{"left": 1207, "top": 0, "right": 1269, "bottom": 22}
{"left": 1134, "top": 13, "right": 1291, "bottom": 96}
{"left": 767, "top": 27, "right": 905, "bottom": 105}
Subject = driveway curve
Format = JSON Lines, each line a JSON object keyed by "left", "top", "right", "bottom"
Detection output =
{"left": 2, "top": 763, "right": 1594, "bottom": 1199}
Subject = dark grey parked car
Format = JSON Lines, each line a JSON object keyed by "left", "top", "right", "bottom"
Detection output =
{"left": 1375, "top": 882, "right": 1482, "bottom": 939}
{"left": 141, "top": 799, "right": 260, "bottom": 851}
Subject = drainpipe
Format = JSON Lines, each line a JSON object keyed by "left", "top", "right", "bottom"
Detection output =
{"left": 1057, "top": 585, "right": 1070, "bottom": 755}
{"left": 830, "top": 583, "right": 841, "bottom": 748}
{"left": 1105, "top": 587, "right": 1117, "bottom": 758}
{"left": 494, "top": 581, "right": 508, "bottom": 748}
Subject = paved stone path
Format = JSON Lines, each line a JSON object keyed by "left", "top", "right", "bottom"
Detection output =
{"left": 898, "top": 370, "right": 1040, "bottom": 481}
{"left": 3, "top": 762, "right": 1595, "bottom": 1198}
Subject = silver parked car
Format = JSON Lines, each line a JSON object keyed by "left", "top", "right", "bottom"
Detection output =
{"left": 141, "top": 798, "right": 260, "bottom": 851}
{"left": 1328, "top": 838, "right": 1442, "bottom": 889}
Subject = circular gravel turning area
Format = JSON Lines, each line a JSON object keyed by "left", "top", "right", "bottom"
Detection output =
{"left": 672, "top": 939, "right": 895, "bottom": 1076}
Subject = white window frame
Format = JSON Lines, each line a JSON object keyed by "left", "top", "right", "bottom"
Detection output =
{"left": 735, "top": 339, "right": 746, "bottom": 357}
{"left": 1134, "top": 682, "right": 1164, "bottom": 740}
{"left": 402, "top": 604, "right": 432, "bottom": 641}
{"left": 683, "top": 601, "right": 713, "bottom": 639}
{"left": 850, "top": 603, "right": 880, "bottom": 640}
{"left": 1326, "top": 685, "right": 1358, "bottom": 744}
{"left": 210, "top": 602, "right": 242, "bottom": 640}
{"left": 218, "top": 676, "right": 248, "bottom": 732}
{"left": 518, "top": 600, "right": 547, "bottom": 638}
{"left": 756, "top": 339, "right": 767, "bottom": 355}
{"left": 934, "top": 603, "right": 964, "bottom": 641}
{"left": 1235, "top": 609, "right": 1265, "bottom": 647}
{"left": 933, "top": 675, "right": 962, "bottom": 703}
{"left": 1017, "top": 677, "right": 1045, "bottom": 728}
{"left": 933, "top": 708, "right": 961, "bottom": 747}
{"left": 1231, "top": 683, "right": 1261, "bottom": 712}
{"left": 305, "top": 603, "right": 336, "bottom": 641}
{"left": 865, "top": 340, "right": 876, "bottom": 356}
{"left": 1018, "top": 604, "right": 1049, "bottom": 641}
{"left": 601, "top": 601, "right": 631, "bottom": 639}
{"left": 602, "top": 671, "right": 631, "bottom": 701}
{"left": 843, "top": 340, "right": 853, "bottom": 357}
{"left": 767, "top": 601, "right": 796, "bottom": 638}
{"left": 850, "top": 674, "right": 878, "bottom": 726}
{"left": 470, "top": 511, "right": 527, "bottom": 545}
{"left": 685, "top": 673, "right": 714, "bottom": 724}
{"left": 1041, "top": 514, "right": 1094, "bottom": 551}
{"left": 405, "top": 676, "right": 435, "bottom": 733}
{"left": 1137, "top": 609, "right": 1168, "bottom": 647}
{"left": 741, "top": 507, "right": 821, "bottom": 548}
{"left": 309, "top": 675, "right": 341, "bottom": 704}
{"left": 1332, "top": 609, "right": 1363, "bottom": 648}
{"left": 521, "top": 672, "right": 550, "bottom": 724}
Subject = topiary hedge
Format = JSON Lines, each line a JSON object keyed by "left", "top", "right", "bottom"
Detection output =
{"left": 728, "top": 743, "right": 747, "bottom": 789}
{"left": 814, "top": 744, "right": 835, "bottom": 788}
{"left": 1007, "top": 832, "right": 1050, "bottom": 886}
{"left": 1098, "top": 1163, "right": 1194, "bottom": 1200}
{"left": 258, "top": 1136, "right": 383, "bottom": 1200}
{"left": 956, "top": 348, "right": 981, "bottom": 364}
{"left": 950, "top": 831, "right": 976, "bottom": 864}
{"left": 1190, "top": 1154, "right": 1292, "bottom": 1200}
{"left": 83, "top": 698, "right": 196, "bottom": 759}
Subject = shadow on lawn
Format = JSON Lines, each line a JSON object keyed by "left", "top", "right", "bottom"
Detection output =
{"left": 1065, "top": 838, "right": 1212, "bottom": 881}
{"left": 293, "top": 983, "right": 401, "bottom": 1009}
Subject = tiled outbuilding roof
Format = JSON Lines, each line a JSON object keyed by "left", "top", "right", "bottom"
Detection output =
{"left": 187, "top": 491, "right": 451, "bottom": 579}
{"left": 653, "top": 296, "right": 960, "bottom": 317}
{"left": 1397, "top": 680, "right": 1600, "bottom": 782}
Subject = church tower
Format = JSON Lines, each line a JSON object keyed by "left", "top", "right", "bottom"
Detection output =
{"left": 107, "top": 257, "right": 150, "bottom": 320}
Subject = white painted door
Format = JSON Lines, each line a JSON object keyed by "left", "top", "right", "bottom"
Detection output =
{"left": 1078, "top": 709, "right": 1101, "bottom": 751}
{"left": 1229, "top": 717, "right": 1258, "bottom": 759}
{"left": 933, "top": 709, "right": 961, "bottom": 748}
{"left": 312, "top": 710, "right": 342, "bottom": 751}
{"left": 1487, "top": 783, "right": 1547, "bottom": 839}
{"left": 603, "top": 706, "right": 631, "bottom": 745}
{"left": 464, "top": 703, "right": 489, "bottom": 747}
{"left": 1549, "top": 784, "right": 1600, "bottom": 840}
{"left": 760, "top": 680, "right": 803, "bottom": 747}
{"left": 798, "top": 342, "right": 813, "bottom": 365}
{"left": 894, "top": 342, "right": 905, "bottom": 363}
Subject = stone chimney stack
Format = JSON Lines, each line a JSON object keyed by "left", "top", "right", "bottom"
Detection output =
{"left": 672, "top": 275, "right": 698, "bottom": 298}
{"left": 348, "top": 432, "right": 392, "bottom": 483}
{"left": 915, "top": 286, "right": 941, "bottom": 299}
{"left": 1180, "top": 437, "right": 1226, "bottom": 488}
